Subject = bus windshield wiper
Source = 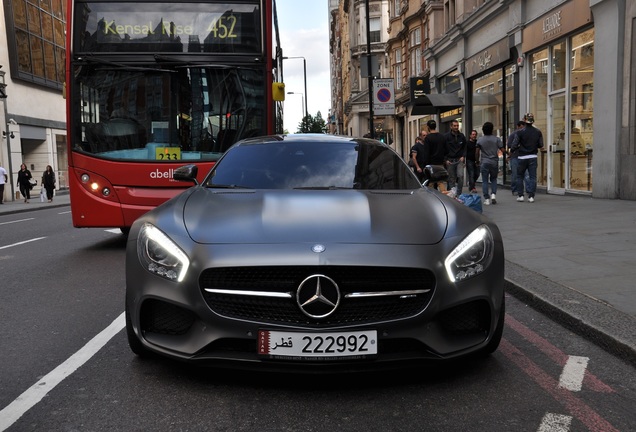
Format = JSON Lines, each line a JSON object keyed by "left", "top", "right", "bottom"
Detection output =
{"left": 76, "top": 55, "right": 176, "bottom": 73}
{"left": 154, "top": 54, "right": 260, "bottom": 70}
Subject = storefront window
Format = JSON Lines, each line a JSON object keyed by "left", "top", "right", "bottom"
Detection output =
{"left": 570, "top": 28, "right": 594, "bottom": 192}
{"left": 529, "top": 48, "right": 548, "bottom": 186}
{"left": 552, "top": 41, "right": 567, "bottom": 91}
{"left": 471, "top": 69, "right": 506, "bottom": 184}
{"left": 528, "top": 28, "right": 594, "bottom": 194}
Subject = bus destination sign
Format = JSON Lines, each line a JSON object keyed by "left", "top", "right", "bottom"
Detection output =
{"left": 78, "top": 3, "right": 261, "bottom": 53}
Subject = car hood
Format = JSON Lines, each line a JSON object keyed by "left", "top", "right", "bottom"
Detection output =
{"left": 182, "top": 188, "right": 449, "bottom": 245}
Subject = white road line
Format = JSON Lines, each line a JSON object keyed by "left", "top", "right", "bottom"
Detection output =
{"left": 0, "top": 313, "right": 125, "bottom": 432}
{"left": 0, "top": 218, "right": 35, "bottom": 226}
{"left": 537, "top": 413, "right": 572, "bottom": 432}
{"left": 558, "top": 356, "right": 589, "bottom": 391}
{"left": 105, "top": 229, "right": 121, "bottom": 234}
{"left": 58, "top": 210, "right": 72, "bottom": 214}
{"left": 0, "top": 237, "right": 46, "bottom": 250}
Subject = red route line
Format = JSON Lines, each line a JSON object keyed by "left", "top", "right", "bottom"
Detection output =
{"left": 500, "top": 339, "right": 619, "bottom": 432}
{"left": 505, "top": 314, "right": 614, "bottom": 394}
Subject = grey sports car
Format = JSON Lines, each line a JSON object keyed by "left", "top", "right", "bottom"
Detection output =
{"left": 125, "top": 134, "right": 505, "bottom": 370}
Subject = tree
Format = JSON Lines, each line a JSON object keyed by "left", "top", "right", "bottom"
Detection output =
{"left": 296, "top": 111, "right": 327, "bottom": 133}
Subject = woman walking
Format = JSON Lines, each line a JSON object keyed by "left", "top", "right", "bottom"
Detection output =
{"left": 17, "top": 163, "right": 33, "bottom": 203}
{"left": 42, "top": 165, "right": 56, "bottom": 202}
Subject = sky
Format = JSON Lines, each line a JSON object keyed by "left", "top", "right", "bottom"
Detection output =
{"left": 276, "top": 0, "right": 331, "bottom": 132}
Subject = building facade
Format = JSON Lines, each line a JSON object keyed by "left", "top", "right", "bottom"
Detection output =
{"left": 1, "top": 0, "right": 67, "bottom": 203}
{"left": 330, "top": 0, "right": 636, "bottom": 200}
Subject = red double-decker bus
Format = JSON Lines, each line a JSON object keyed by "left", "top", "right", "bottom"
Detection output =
{"left": 66, "top": 0, "right": 283, "bottom": 232}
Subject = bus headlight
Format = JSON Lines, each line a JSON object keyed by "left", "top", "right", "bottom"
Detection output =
{"left": 137, "top": 223, "right": 190, "bottom": 282}
{"left": 444, "top": 225, "right": 494, "bottom": 282}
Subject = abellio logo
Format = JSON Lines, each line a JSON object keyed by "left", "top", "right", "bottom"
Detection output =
{"left": 150, "top": 168, "right": 176, "bottom": 181}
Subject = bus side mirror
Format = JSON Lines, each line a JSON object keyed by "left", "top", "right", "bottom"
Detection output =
{"left": 272, "top": 82, "right": 285, "bottom": 101}
{"left": 174, "top": 164, "right": 199, "bottom": 185}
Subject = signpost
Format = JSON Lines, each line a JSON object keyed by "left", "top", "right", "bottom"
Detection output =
{"left": 373, "top": 79, "right": 395, "bottom": 116}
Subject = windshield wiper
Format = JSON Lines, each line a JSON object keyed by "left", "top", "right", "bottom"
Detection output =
{"left": 153, "top": 54, "right": 258, "bottom": 70}
{"left": 292, "top": 186, "right": 352, "bottom": 190}
{"left": 208, "top": 184, "right": 253, "bottom": 189}
{"left": 76, "top": 55, "right": 176, "bottom": 73}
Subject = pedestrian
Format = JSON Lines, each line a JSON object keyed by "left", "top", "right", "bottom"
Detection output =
{"left": 17, "top": 163, "right": 33, "bottom": 203}
{"left": 0, "top": 164, "right": 7, "bottom": 204}
{"left": 507, "top": 121, "right": 526, "bottom": 196}
{"left": 465, "top": 129, "right": 480, "bottom": 193}
{"left": 444, "top": 119, "right": 467, "bottom": 195}
{"left": 510, "top": 113, "right": 544, "bottom": 203}
{"left": 422, "top": 119, "right": 447, "bottom": 190}
{"left": 42, "top": 164, "right": 56, "bottom": 202}
{"left": 410, "top": 130, "right": 428, "bottom": 182}
{"left": 477, "top": 122, "right": 504, "bottom": 205}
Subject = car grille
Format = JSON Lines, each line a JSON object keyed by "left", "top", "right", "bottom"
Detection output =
{"left": 200, "top": 266, "right": 436, "bottom": 327}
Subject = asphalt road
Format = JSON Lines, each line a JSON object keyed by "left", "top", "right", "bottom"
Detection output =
{"left": 1, "top": 207, "right": 634, "bottom": 432}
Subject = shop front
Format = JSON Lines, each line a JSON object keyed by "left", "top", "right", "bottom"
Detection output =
{"left": 465, "top": 38, "right": 516, "bottom": 187}
{"left": 522, "top": 0, "right": 594, "bottom": 195}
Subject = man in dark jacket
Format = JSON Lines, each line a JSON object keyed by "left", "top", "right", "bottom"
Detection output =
{"left": 444, "top": 120, "right": 467, "bottom": 195}
{"left": 510, "top": 113, "right": 544, "bottom": 203}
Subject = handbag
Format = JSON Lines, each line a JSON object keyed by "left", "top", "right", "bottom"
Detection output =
{"left": 40, "top": 187, "right": 46, "bottom": 202}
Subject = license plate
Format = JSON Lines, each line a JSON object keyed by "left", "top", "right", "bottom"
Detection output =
{"left": 258, "top": 330, "right": 377, "bottom": 360}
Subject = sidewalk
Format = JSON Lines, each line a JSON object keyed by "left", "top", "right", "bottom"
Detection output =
{"left": 480, "top": 189, "right": 636, "bottom": 366}
{"left": 1, "top": 188, "right": 635, "bottom": 365}
{"left": 1, "top": 189, "right": 71, "bottom": 215}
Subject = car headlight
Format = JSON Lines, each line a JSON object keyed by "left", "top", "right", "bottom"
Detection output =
{"left": 444, "top": 225, "right": 494, "bottom": 282}
{"left": 137, "top": 223, "right": 190, "bottom": 282}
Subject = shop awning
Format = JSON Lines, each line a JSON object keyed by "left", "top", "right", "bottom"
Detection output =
{"left": 410, "top": 93, "right": 464, "bottom": 116}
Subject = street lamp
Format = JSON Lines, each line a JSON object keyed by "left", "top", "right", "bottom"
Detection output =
{"left": 283, "top": 56, "right": 308, "bottom": 118}
{"left": 286, "top": 91, "right": 305, "bottom": 130}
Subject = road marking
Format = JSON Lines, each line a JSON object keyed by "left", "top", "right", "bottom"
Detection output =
{"left": 0, "top": 237, "right": 46, "bottom": 250}
{"left": 58, "top": 210, "right": 72, "bottom": 214}
{"left": 0, "top": 313, "right": 125, "bottom": 432}
{"left": 105, "top": 229, "right": 121, "bottom": 234}
{"left": 506, "top": 315, "right": 613, "bottom": 393}
{"left": 0, "top": 218, "right": 35, "bottom": 226}
{"left": 558, "top": 356, "right": 589, "bottom": 392}
{"left": 537, "top": 413, "right": 572, "bottom": 432}
{"left": 499, "top": 339, "right": 619, "bottom": 432}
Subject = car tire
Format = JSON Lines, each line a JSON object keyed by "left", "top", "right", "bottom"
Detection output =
{"left": 481, "top": 294, "right": 505, "bottom": 355}
{"left": 125, "top": 300, "right": 150, "bottom": 357}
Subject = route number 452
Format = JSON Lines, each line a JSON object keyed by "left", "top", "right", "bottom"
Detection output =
{"left": 207, "top": 15, "right": 238, "bottom": 39}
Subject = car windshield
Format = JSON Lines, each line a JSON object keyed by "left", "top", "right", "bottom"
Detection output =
{"left": 206, "top": 139, "right": 422, "bottom": 190}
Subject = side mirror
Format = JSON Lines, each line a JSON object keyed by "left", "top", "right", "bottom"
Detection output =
{"left": 423, "top": 164, "right": 448, "bottom": 186}
{"left": 173, "top": 164, "right": 199, "bottom": 185}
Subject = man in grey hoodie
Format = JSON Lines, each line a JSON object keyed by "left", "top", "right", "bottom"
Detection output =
{"left": 476, "top": 122, "right": 504, "bottom": 205}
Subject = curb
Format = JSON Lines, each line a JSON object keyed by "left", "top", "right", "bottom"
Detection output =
{"left": 504, "top": 261, "right": 636, "bottom": 367}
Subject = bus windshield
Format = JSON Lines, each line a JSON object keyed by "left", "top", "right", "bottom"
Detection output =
{"left": 74, "top": 65, "right": 266, "bottom": 162}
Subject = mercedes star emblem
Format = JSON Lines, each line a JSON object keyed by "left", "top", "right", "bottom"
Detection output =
{"left": 296, "top": 274, "right": 341, "bottom": 319}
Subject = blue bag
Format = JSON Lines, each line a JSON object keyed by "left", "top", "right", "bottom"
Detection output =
{"left": 458, "top": 193, "right": 482, "bottom": 213}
